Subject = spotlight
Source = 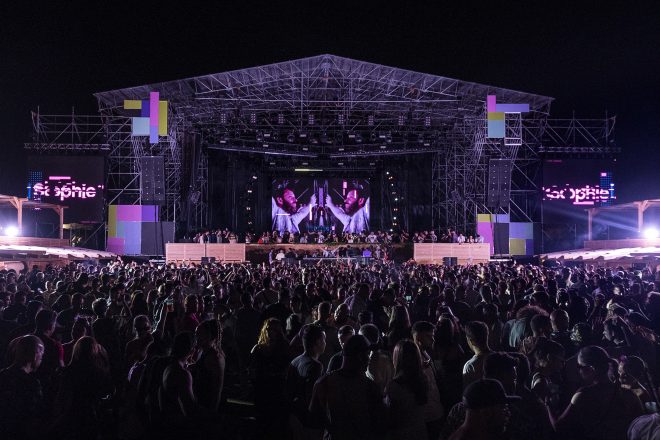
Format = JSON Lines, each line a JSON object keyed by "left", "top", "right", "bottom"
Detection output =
{"left": 3, "top": 226, "right": 19, "bottom": 237}
{"left": 643, "top": 227, "right": 659, "bottom": 239}
{"left": 287, "top": 132, "right": 295, "bottom": 143}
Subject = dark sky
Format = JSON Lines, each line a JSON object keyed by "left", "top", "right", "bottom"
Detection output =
{"left": 2, "top": 2, "right": 659, "bottom": 202}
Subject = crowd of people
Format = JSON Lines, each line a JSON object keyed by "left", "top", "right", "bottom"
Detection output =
{"left": 187, "top": 228, "right": 482, "bottom": 246}
{"left": 1, "top": 258, "right": 659, "bottom": 439}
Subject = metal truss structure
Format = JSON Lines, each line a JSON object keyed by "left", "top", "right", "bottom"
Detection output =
{"left": 27, "top": 55, "right": 616, "bottom": 236}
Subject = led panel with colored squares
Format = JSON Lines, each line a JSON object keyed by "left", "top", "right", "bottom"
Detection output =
{"left": 107, "top": 205, "right": 159, "bottom": 255}
{"left": 477, "top": 213, "right": 535, "bottom": 256}
{"left": 487, "top": 95, "right": 530, "bottom": 138}
{"left": 124, "top": 92, "right": 168, "bottom": 144}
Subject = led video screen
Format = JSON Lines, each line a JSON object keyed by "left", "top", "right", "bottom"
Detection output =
{"left": 272, "top": 178, "right": 370, "bottom": 234}
{"left": 27, "top": 156, "right": 105, "bottom": 223}
{"left": 542, "top": 159, "right": 616, "bottom": 222}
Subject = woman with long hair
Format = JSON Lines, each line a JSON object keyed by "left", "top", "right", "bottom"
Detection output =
{"left": 51, "top": 336, "right": 112, "bottom": 439}
{"left": 386, "top": 305, "right": 412, "bottom": 350}
{"left": 250, "top": 318, "right": 290, "bottom": 439}
{"left": 385, "top": 339, "right": 429, "bottom": 440}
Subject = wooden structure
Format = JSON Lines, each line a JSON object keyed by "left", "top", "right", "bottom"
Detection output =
{"left": 413, "top": 243, "right": 491, "bottom": 264}
{"left": 166, "top": 243, "right": 247, "bottom": 263}
{"left": 0, "top": 194, "right": 66, "bottom": 239}
{"left": 0, "top": 244, "right": 115, "bottom": 270}
{"left": 587, "top": 199, "right": 660, "bottom": 240}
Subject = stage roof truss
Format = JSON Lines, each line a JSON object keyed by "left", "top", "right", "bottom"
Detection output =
{"left": 26, "top": 55, "right": 617, "bottom": 233}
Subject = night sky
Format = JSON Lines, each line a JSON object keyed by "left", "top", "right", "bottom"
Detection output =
{"left": 2, "top": 3, "right": 659, "bottom": 203}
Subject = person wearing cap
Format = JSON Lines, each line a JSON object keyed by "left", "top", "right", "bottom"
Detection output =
{"left": 442, "top": 352, "right": 553, "bottom": 440}
{"left": 309, "top": 334, "right": 386, "bottom": 440}
{"left": 552, "top": 345, "right": 644, "bottom": 440}
{"left": 448, "top": 378, "right": 519, "bottom": 440}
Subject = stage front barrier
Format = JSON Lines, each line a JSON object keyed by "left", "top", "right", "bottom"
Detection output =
{"left": 413, "top": 243, "right": 491, "bottom": 264}
{"left": 206, "top": 244, "right": 247, "bottom": 262}
{"left": 166, "top": 243, "right": 246, "bottom": 263}
{"left": 0, "top": 236, "right": 69, "bottom": 247}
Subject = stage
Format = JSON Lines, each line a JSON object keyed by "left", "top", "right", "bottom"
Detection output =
{"left": 165, "top": 242, "right": 490, "bottom": 264}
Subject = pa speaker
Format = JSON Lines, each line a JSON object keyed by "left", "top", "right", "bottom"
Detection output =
{"left": 487, "top": 159, "right": 512, "bottom": 208}
{"left": 442, "top": 257, "right": 458, "bottom": 266}
{"left": 139, "top": 156, "right": 165, "bottom": 205}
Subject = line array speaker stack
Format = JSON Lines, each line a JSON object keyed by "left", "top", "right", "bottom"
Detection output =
{"left": 487, "top": 159, "right": 513, "bottom": 208}
{"left": 139, "top": 156, "right": 166, "bottom": 205}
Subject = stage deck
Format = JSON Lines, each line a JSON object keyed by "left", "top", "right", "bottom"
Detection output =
{"left": 541, "top": 244, "right": 660, "bottom": 267}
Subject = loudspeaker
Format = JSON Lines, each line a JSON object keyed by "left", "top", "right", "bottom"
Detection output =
{"left": 201, "top": 257, "right": 216, "bottom": 264}
{"left": 140, "top": 156, "right": 165, "bottom": 205}
{"left": 487, "top": 159, "right": 512, "bottom": 208}
{"left": 442, "top": 257, "right": 458, "bottom": 266}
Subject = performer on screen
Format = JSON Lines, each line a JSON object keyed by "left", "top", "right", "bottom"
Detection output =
{"left": 272, "top": 184, "right": 315, "bottom": 234}
{"left": 325, "top": 188, "right": 369, "bottom": 233}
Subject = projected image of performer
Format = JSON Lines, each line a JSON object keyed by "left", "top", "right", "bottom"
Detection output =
{"left": 271, "top": 181, "right": 315, "bottom": 233}
{"left": 325, "top": 183, "right": 369, "bottom": 233}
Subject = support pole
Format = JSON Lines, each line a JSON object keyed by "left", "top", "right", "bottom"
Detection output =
{"left": 59, "top": 208, "right": 64, "bottom": 240}
{"left": 587, "top": 208, "right": 594, "bottom": 241}
{"left": 17, "top": 199, "right": 23, "bottom": 233}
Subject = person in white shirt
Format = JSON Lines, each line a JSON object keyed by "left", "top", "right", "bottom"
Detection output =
{"left": 275, "top": 249, "right": 285, "bottom": 261}
{"left": 462, "top": 321, "right": 491, "bottom": 389}
{"left": 457, "top": 233, "right": 466, "bottom": 244}
{"left": 326, "top": 190, "right": 369, "bottom": 234}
